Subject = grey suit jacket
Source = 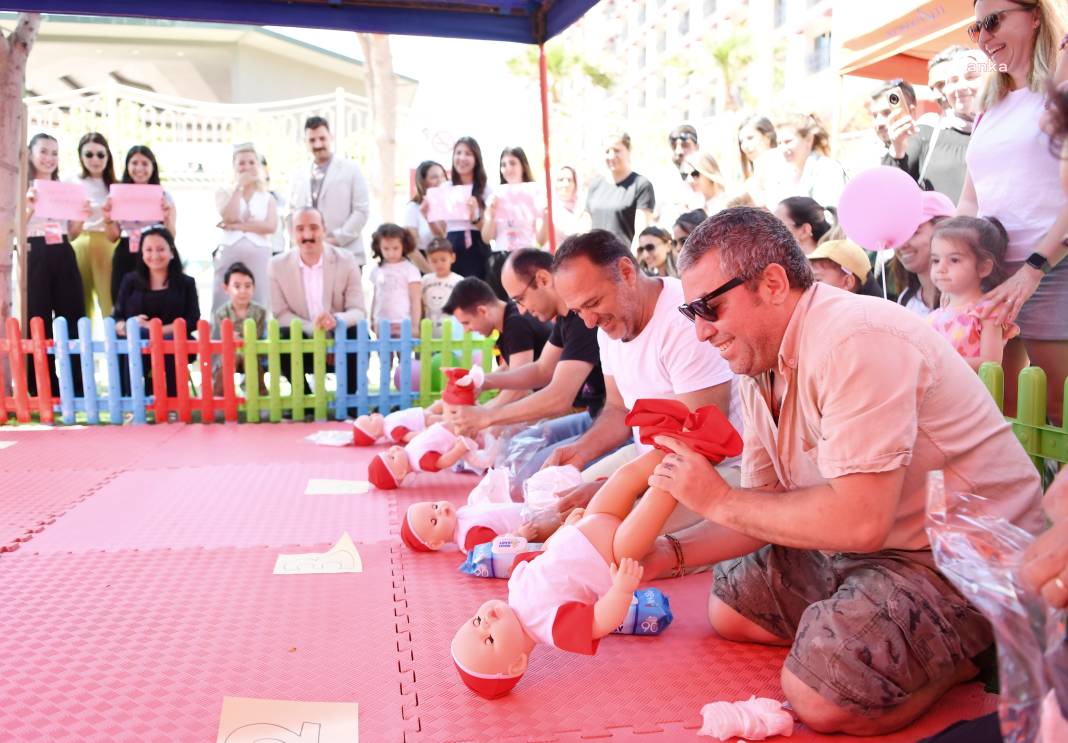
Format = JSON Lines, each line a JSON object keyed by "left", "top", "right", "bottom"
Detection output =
{"left": 268, "top": 246, "right": 366, "bottom": 335}
{"left": 290, "top": 156, "right": 370, "bottom": 265}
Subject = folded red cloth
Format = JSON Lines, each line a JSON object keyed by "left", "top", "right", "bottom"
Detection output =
{"left": 624, "top": 399, "right": 742, "bottom": 463}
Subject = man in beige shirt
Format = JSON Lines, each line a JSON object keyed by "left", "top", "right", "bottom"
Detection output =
{"left": 268, "top": 207, "right": 365, "bottom": 403}
{"left": 646, "top": 206, "right": 1042, "bottom": 735}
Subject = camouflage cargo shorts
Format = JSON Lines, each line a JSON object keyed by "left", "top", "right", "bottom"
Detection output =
{"left": 712, "top": 545, "right": 993, "bottom": 716}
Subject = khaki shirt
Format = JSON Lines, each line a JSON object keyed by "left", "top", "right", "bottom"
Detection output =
{"left": 738, "top": 283, "right": 1042, "bottom": 551}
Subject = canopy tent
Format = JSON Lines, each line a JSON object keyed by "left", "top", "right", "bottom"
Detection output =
{"left": 9, "top": 0, "right": 600, "bottom": 44}
{"left": 7, "top": 0, "right": 602, "bottom": 256}
{"left": 837, "top": 0, "right": 974, "bottom": 84}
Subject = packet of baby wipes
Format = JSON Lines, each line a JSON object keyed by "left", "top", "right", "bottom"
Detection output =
{"left": 458, "top": 535, "right": 543, "bottom": 579}
{"left": 612, "top": 587, "right": 673, "bottom": 636}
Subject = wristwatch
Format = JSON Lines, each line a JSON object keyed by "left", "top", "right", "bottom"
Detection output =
{"left": 1026, "top": 252, "right": 1052, "bottom": 275}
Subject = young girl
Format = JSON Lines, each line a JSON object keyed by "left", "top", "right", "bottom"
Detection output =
{"left": 927, "top": 216, "right": 1019, "bottom": 370}
{"left": 103, "top": 145, "right": 177, "bottom": 307}
{"left": 482, "top": 146, "right": 541, "bottom": 299}
{"left": 369, "top": 223, "right": 422, "bottom": 339}
{"left": 446, "top": 136, "right": 492, "bottom": 281}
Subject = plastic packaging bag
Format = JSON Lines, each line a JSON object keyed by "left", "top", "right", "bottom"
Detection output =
{"left": 926, "top": 471, "right": 1068, "bottom": 743}
{"left": 612, "top": 587, "right": 673, "bottom": 636}
{"left": 523, "top": 465, "right": 582, "bottom": 510}
{"left": 467, "top": 467, "right": 512, "bottom": 506}
{"left": 304, "top": 430, "right": 354, "bottom": 447}
{"left": 458, "top": 535, "right": 543, "bottom": 579}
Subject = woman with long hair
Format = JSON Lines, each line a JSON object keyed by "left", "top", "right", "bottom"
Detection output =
{"left": 213, "top": 142, "right": 277, "bottom": 313}
{"left": 23, "top": 132, "right": 86, "bottom": 395}
{"left": 445, "top": 136, "right": 492, "bottom": 280}
{"left": 482, "top": 145, "right": 541, "bottom": 299}
{"left": 957, "top": 0, "right": 1068, "bottom": 421}
{"left": 104, "top": 145, "right": 177, "bottom": 307}
{"left": 767, "top": 113, "right": 848, "bottom": 208}
{"left": 70, "top": 131, "right": 118, "bottom": 317}
{"left": 402, "top": 159, "right": 447, "bottom": 272}
{"left": 736, "top": 114, "right": 777, "bottom": 205}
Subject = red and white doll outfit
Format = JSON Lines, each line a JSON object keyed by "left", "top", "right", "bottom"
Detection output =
{"left": 402, "top": 501, "right": 526, "bottom": 554}
{"left": 384, "top": 406, "right": 428, "bottom": 443}
{"left": 506, "top": 525, "right": 612, "bottom": 655}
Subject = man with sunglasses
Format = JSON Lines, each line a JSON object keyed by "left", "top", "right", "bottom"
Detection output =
{"left": 654, "top": 124, "right": 705, "bottom": 232}
{"left": 644, "top": 206, "right": 1043, "bottom": 735}
{"left": 446, "top": 248, "right": 608, "bottom": 479}
{"left": 543, "top": 228, "right": 741, "bottom": 526}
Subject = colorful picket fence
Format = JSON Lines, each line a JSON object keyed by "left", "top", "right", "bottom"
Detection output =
{"left": 979, "top": 363, "right": 1068, "bottom": 469}
{"left": 0, "top": 316, "right": 497, "bottom": 425}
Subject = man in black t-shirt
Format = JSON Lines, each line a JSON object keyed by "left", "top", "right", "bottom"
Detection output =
{"left": 442, "top": 277, "right": 551, "bottom": 408}
{"left": 447, "top": 249, "right": 608, "bottom": 475}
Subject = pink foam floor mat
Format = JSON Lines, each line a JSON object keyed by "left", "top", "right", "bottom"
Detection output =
{"left": 26, "top": 460, "right": 393, "bottom": 553}
{"left": 0, "top": 423, "right": 184, "bottom": 472}
{"left": 0, "top": 469, "right": 119, "bottom": 552}
{"left": 0, "top": 424, "right": 999, "bottom": 741}
{"left": 0, "top": 542, "right": 416, "bottom": 742}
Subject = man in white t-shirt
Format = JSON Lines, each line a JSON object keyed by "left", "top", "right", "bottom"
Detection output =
{"left": 545, "top": 228, "right": 740, "bottom": 520}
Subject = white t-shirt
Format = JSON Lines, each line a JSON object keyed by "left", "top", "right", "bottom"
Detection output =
{"left": 966, "top": 88, "right": 1063, "bottom": 262}
{"left": 370, "top": 260, "right": 422, "bottom": 323}
{"left": 508, "top": 524, "right": 612, "bottom": 654}
{"left": 598, "top": 277, "right": 740, "bottom": 453}
{"left": 405, "top": 422, "right": 458, "bottom": 474}
{"left": 453, "top": 502, "right": 526, "bottom": 554}
{"left": 402, "top": 199, "right": 434, "bottom": 252}
{"left": 74, "top": 176, "right": 109, "bottom": 232}
{"left": 384, "top": 406, "right": 427, "bottom": 443}
{"left": 421, "top": 272, "right": 463, "bottom": 332}
{"left": 900, "top": 292, "right": 933, "bottom": 319}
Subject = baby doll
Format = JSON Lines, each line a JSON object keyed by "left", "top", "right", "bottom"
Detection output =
{"left": 401, "top": 499, "right": 527, "bottom": 554}
{"left": 352, "top": 400, "right": 445, "bottom": 446}
{"left": 450, "top": 399, "right": 742, "bottom": 699}
{"left": 367, "top": 367, "right": 496, "bottom": 490}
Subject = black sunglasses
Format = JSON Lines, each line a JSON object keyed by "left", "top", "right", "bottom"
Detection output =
{"left": 636, "top": 244, "right": 658, "bottom": 254}
{"left": 82, "top": 151, "right": 107, "bottom": 160}
{"left": 678, "top": 277, "right": 744, "bottom": 323}
{"left": 967, "top": 7, "right": 1034, "bottom": 43}
{"left": 669, "top": 133, "right": 696, "bottom": 144}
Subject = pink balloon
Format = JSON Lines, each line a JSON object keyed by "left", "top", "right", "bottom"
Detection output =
{"left": 838, "top": 167, "right": 924, "bottom": 251}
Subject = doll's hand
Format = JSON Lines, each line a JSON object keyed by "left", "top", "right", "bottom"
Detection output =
{"left": 610, "top": 558, "right": 643, "bottom": 594}
{"left": 563, "top": 507, "right": 585, "bottom": 525}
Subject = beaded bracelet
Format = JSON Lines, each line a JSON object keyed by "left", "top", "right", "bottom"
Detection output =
{"left": 665, "top": 533, "right": 685, "bottom": 579}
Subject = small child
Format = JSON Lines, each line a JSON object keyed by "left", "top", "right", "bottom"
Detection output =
{"left": 927, "top": 217, "right": 1019, "bottom": 370}
{"left": 369, "top": 223, "right": 422, "bottom": 339}
{"left": 211, "top": 261, "right": 268, "bottom": 395}
{"left": 367, "top": 367, "right": 495, "bottom": 490}
{"left": 421, "top": 238, "right": 463, "bottom": 338}
{"left": 351, "top": 400, "right": 444, "bottom": 446}
{"left": 450, "top": 399, "right": 742, "bottom": 699}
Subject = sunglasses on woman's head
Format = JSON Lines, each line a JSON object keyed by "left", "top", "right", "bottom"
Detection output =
{"left": 678, "top": 277, "right": 745, "bottom": 323}
{"left": 82, "top": 150, "right": 107, "bottom": 160}
{"left": 967, "top": 6, "right": 1034, "bottom": 43}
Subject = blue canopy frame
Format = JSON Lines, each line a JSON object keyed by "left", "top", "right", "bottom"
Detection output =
{"left": 5, "top": 0, "right": 598, "bottom": 43}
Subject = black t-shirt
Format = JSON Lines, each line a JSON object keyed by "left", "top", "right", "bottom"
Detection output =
{"left": 548, "top": 311, "right": 606, "bottom": 417}
{"left": 497, "top": 301, "right": 551, "bottom": 367}
{"left": 586, "top": 172, "right": 656, "bottom": 245}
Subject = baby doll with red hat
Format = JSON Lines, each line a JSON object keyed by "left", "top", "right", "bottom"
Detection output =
{"left": 450, "top": 399, "right": 742, "bottom": 699}
{"left": 367, "top": 367, "right": 496, "bottom": 490}
{"left": 351, "top": 401, "right": 445, "bottom": 446}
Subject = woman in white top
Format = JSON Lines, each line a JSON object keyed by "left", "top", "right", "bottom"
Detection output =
{"left": 23, "top": 133, "right": 86, "bottom": 395}
{"left": 736, "top": 114, "right": 777, "bottom": 206}
{"left": 70, "top": 132, "right": 119, "bottom": 318}
{"left": 958, "top": 0, "right": 1068, "bottom": 422}
{"left": 446, "top": 136, "right": 493, "bottom": 282}
{"left": 213, "top": 142, "right": 277, "bottom": 313}
{"left": 683, "top": 151, "right": 729, "bottom": 216}
{"left": 103, "top": 145, "right": 177, "bottom": 308}
{"left": 403, "top": 160, "right": 447, "bottom": 272}
{"left": 537, "top": 165, "right": 582, "bottom": 248}
{"left": 482, "top": 145, "right": 542, "bottom": 299}
{"left": 766, "top": 113, "right": 848, "bottom": 208}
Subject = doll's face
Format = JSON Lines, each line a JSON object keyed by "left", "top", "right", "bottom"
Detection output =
{"left": 357, "top": 413, "right": 385, "bottom": 437}
{"left": 407, "top": 500, "right": 458, "bottom": 549}
{"left": 452, "top": 599, "right": 531, "bottom": 678}
{"left": 383, "top": 445, "right": 411, "bottom": 480}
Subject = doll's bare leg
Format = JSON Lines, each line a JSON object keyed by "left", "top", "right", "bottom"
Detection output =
{"left": 585, "top": 449, "right": 665, "bottom": 521}
{"left": 612, "top": 487, "right": 679, "bottom": 563}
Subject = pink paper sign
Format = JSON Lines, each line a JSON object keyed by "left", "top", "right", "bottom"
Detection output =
{"left": 32, "top": 179, "right": 88, "bottom": 221}
{"left": 494, "top": 183, "right": 539, "bottom": 224}
{"left": 425, "top": 183, "right": 473, "bottom": 223}
{"left": 109, "top": 183, "right": 165, "bottom": 222}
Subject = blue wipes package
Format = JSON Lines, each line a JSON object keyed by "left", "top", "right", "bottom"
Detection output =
{"left": 459, "top": 537, "right": 544, "bottom": 579}
{"left": 612, "top": 587, "right": 673, "bottom": 635}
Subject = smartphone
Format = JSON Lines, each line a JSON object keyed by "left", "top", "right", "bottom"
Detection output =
{"left": 886, "top": 86, "right": 913, "bottom": 123}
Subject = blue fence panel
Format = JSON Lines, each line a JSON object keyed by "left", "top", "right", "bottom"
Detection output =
{"left": 398, "top": 318, "right": 414, "bottom": 410}
{"left": 334, "top": 318, "right": 349, "bottom": 420}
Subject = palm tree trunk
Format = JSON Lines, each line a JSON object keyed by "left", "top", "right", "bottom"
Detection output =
{"left": 356, "top": 33, "right": 397, "bottom": 222}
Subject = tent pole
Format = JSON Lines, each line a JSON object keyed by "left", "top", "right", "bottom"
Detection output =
{"left": 538, "top": 42, "right": 556, "bottom": 253}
